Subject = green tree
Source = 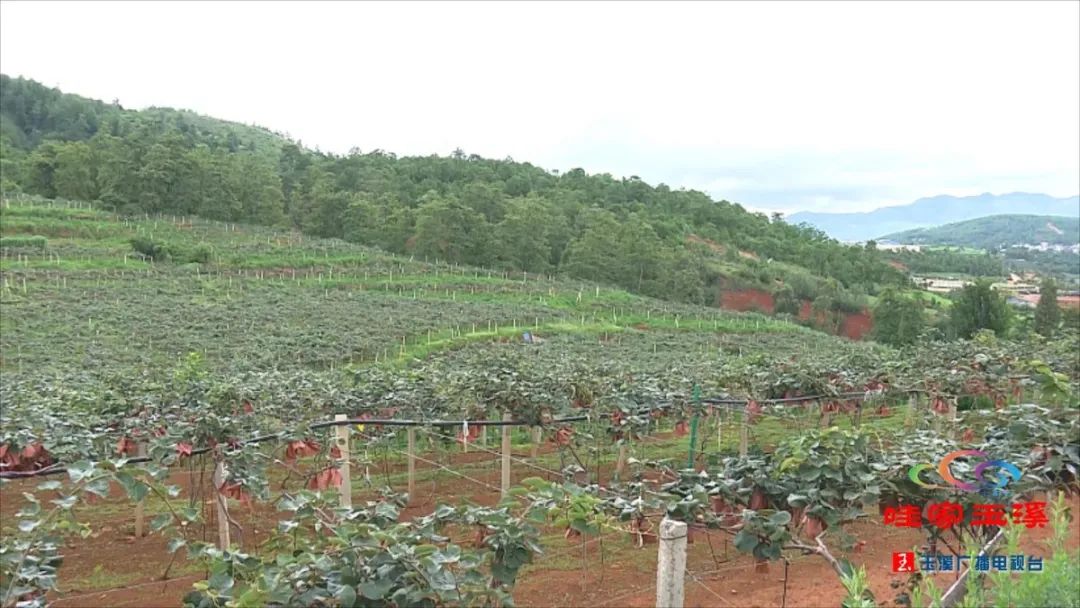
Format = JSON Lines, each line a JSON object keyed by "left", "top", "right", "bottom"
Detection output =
{"left": 949, "top": 280, "right": 1012, "bottom": 338}
{"left": 493, "top": 195, "right": 553, "bottom": 272}
{"left": 25, "top": 141, "right": 59, "bottom": 198}
{"left": 870, "top": 290, "right": 926, "bottom": 346}
{"left": 561, "top": 208, "right": 624, "bottom": 285}
{"left": 1034, "top": 278, "right": 1061, "bottom": 337}
{"left": 412, "top": 193, "right": 488, "bottom": 265}
{"left": 52, "top": 141, "right": 98, "bottom": 201}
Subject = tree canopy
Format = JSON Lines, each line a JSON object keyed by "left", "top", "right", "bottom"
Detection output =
{"left": 1, "top": 74, "right": 914, "bottom": 307}
{"left": 949, "top": 280, "right": 1012, "bottom": 338}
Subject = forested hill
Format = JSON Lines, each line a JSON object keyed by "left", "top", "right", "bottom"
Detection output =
{"left": 0, "top": 74, "right": 907, "bottom": 307}
{"left": 882, "top": 214, "right": 1080, "bottom": 250}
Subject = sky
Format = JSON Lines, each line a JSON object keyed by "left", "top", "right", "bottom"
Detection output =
{"left": 1, "top": 1, "right": 1078, "bottom": 214}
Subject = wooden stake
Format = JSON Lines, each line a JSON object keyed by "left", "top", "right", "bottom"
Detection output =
{"left": 614, "top": 443, "right": 628, "bottom": 480}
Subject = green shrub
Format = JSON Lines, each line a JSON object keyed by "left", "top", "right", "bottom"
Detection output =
{"left": 0, "top": 235, "right": 47, "bottom": 251}
{"left": 129, "top": 238, "right": 212, "bottom": 264}
{"left": 130, "top": 237, "right": 166, "bottom": 260}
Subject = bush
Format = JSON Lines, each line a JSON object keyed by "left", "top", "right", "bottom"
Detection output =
{"left": 130, "top": 237, "right": 166, "bottom": 260}
{"left": 774, "top": 286, "right": 800, "bottom": 316}
{"left": 129, "top": 238, "right": 212, "bottom": 264}
{"left": 0, "top": 235, "right": 47, "bottom": 251}
{"left": 950, "top": 280, "right": 1012, "bottom": 338}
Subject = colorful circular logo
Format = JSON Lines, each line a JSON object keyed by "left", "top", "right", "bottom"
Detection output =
{"left": 908, "top": 450, "right": 1021, "bottom": 493}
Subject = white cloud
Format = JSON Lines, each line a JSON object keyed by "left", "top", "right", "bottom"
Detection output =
{"left": 1, "top": 0, "right": 1077, "bottom": 213}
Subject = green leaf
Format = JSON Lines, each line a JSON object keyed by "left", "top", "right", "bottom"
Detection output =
{"left": 36, "top": 480, "right": 62, "bottom": 491}
{"left": 207, "top": 571, "right": 234, "bottom": 593}
{"left": 17, "top": 501, "right": 41, "bottom": 517}
{"left": 837, "top": 558, "right": 856, "bottom": 579}
{"left": 786, "top": 493, "right": 808, "bottom": 507}
{"left": 359, "top": 578, "right": 393, "bottom": 600}
{"left": 733, "top": 529, "right": 758, "bottom": 553}
{"left": 167, "top": 538, "right": 186, "bottom": 554}
{"left": 18, "top": 519, "right": 40, "bottom": 533}
{"left": 336, "top": 585, "right": 357, "bottom": 608}
{"left": 67, "top": 460, "right": 95, "bottom": 483}
{"left": 150, "top": 514, "right": 171, "bottom": 532}
{"left": 414, "top": 544, "right": 438, "bottom": 557}
{"left": 51, "top": 495, "right": 78, "bottom": 509}
{"left": 84, "top": 477, "right": 111, "bottom": 498}
{"left": 768, "top": 511, "right": 792, "bottom": 526}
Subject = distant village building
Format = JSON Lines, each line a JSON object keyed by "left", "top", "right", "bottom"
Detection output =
{"left": 875, "top": 241, "right": 922, "bottom": 252}
{"left": 1010, "top": 293, "right": 1080, "bottom": 309}
{"left": 1014, "top": 242, "right": 1080, "bottom": 254}
{"left": 912, "top": 277, "right": 971, "bottom": 293}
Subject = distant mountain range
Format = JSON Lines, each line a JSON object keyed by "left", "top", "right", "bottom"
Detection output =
{"left": 787, "top": 193, "right": 1080, "bottom": 243}
{"left": 881, "top": 214, "right": 1080, "bottom": 250}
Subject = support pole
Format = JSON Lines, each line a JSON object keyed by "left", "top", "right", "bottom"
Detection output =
{"left": 716, "top": 410, "right": 723, "bottom": 452}
{"left": 501, "top": 413, "right": 512, "bottom": 497}
{"left": 687, "top": 385, "right": 701, "bottom": 469}
{"left": 134, "top": 442, "right": 147, "bottom": 537}
{"left": 531, "top": 426, "right": 542, "bottom": 459}
{"left": 407, "top": 427, "right": 416, "bottom": 501}
{"left": 950, "top": 400, "right": 959, "bottom": 440}
{"left": 334, "top": 414, "right": 352, "bottom": 509}
{"left": 655, "top": 519, "right": 688, "bottom": 608}
{"left": 739, "top": 410, "right": 750, "bottom": 458}
{"left": 615, "top": 443, "right": 628, "bottom": 481}
{"left": 212, "top": 460, "right": 231, "bottom": 550}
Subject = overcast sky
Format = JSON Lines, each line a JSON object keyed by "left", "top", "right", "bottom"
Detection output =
{"left": 2, "top": 1, "right": 1077, "bottom": 214}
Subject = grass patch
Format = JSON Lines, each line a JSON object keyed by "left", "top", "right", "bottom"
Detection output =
{"left": 65, "top": 564, "right": 141, "bottom": 591}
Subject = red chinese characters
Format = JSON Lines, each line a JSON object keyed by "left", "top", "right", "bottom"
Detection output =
{"left": 927, "top": 501, "right": 964, "bottom": 530}
{"left": 883, "top": 505, "right": 922, "bottom": 528}
{"left": 1011, "top": 501, "right": 1049, "bottom": 529}
{"left": 971, "top": 504, "right": 1008, "bottom": 527}
{"left": 884, "top": 502, "right": 1048, "bottom": 529}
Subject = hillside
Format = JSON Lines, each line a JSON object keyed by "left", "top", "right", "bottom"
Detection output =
{"left": 788, "top": 193, "right": 1080, "bottom": 243}
{"left": 0, "top": 74, "right": 907, "bottom": 314}
{"left": 882, "top": 214, "right": 1080, "bottom": 250}
{"left": 0, "top": 197, "right": 819, "bottom": 375}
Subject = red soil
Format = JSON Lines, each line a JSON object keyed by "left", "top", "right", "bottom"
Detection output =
{"left": 719, "top": 289, "right": 874, "bottom": 340}
{"left": 3, "top": 441, "right": 1075, "bottom": 608}
{"left": 718, "top": 289, "right": 775, "bottom": 314}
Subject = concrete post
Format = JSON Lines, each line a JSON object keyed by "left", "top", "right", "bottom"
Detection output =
{"left": 334, "top": 414, "right": 352, "bottom": 509}
{"left": 407, "top": 427, "right": 416, "bottom": 501}
{"left": 212, "top": 461, "right": 231, "bottom": 550}
{"left": 134, "top": 442, "right": 147, "bottom": 537}
{"left": 655, "top": 519, "right": 688, "bottom": 608}
{"left": 501, "top": 414, "right": 512, "bottom": 497}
